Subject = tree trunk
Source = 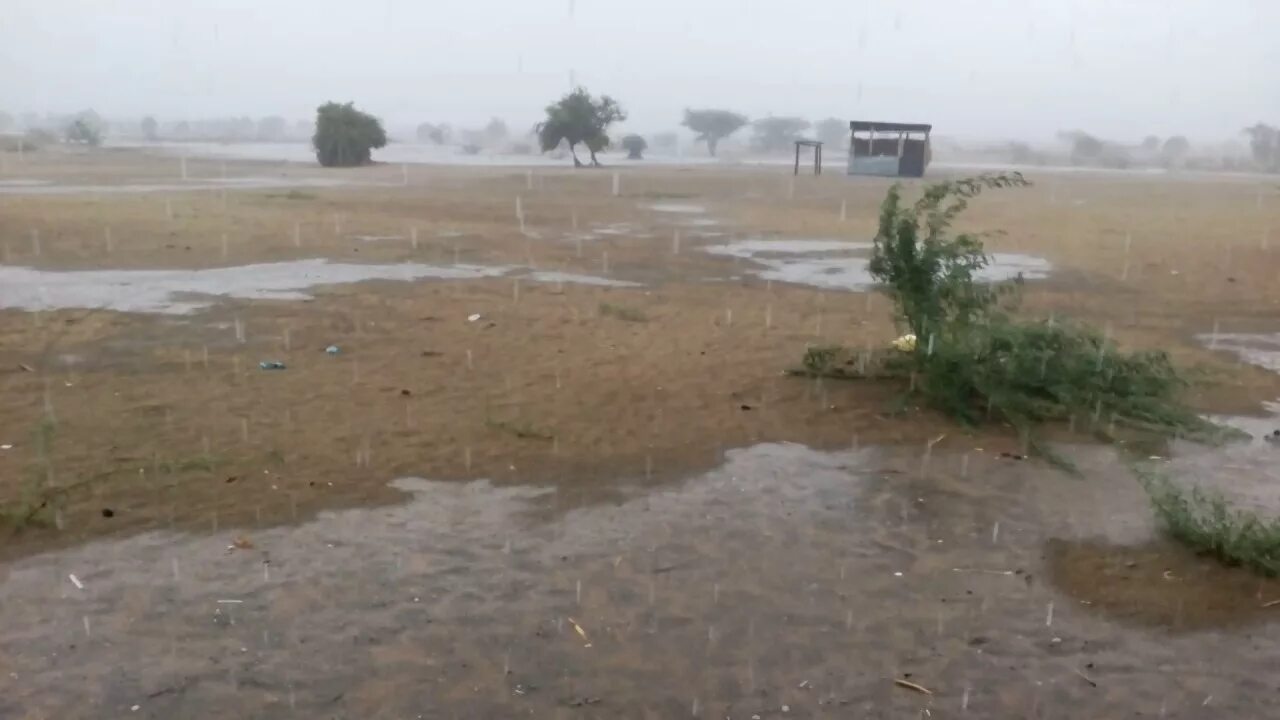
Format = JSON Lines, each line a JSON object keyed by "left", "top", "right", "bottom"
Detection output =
{"left": 589, "top": 147, "right": 601, "bottom": 167}
{"left": 569, "top": 142, "right": 583, "bottom": 168}
{"left": 707, "top": 137, "right": 718, "bottom": 157}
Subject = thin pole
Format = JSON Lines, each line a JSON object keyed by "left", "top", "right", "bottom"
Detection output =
{"left": 794, "top": 142, "right": 800, "bottom": 176}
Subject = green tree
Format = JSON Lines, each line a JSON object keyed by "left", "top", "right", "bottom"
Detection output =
{"left": 750, "top": 116, "right": 810, "bottom": 153}
{"left": 1140, "top": 135, "right": 1160, "bottom": 153}
{"left": 1059, "top": 130, "right": 1104, "bottom": 163}
{"left": 681, "top": 108, "right": 747, "bottom": 157}
{"left": 312, "top": 102, "right": 387, "bottom": 167}
{"left": 484, "top": 117, "right": 508, "bottom": 147}
{"left": 621, "top": 134, "right": 647, "bottom": 159}
{"left": 140, "top": 116, "right": 159, "bottom": 141}
{"left": 814, "top": 117, "right": 848, "bottom": 148}
{"left": 416, "top": 122, "right": 448, "bottom": 144}
{"left": 65, "top": 111, "right": 103, "bottom": 147}
{"left": 537, "top": 87, "right": 626, "bottom": 167}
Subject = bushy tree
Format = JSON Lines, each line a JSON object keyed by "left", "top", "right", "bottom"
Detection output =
{"left": 1140, "top": 135, "right": 1160, "bottom": 153}
{"left": 815, "top": 117, "right": 848, "bottom": 148}
{"left": 621, "top": 134, "right": 647, "bottom": 159}
{"left": 1059, "top": 130, "right": 1104, "bottom": 163}
{"left": 312, "top": 102, "right": 387, "bottom": 167}
{"left": 751, "top": 116, "right": 810, "bottom": 153}
{"left": 141, "top": 116, "right": 159, "bottom": 141}
{"left": 681, "top": 108, "right": 747, "bottom": 157}
{"left": 1244, "top": 123, "right": 1278, "bottom": 172}
{"left": 65, "top": 115, "right": 102, "bottom": 146}
{"left": 537, "top": 87, "right": 626, "bottom": 167}
{"left": 416, "top": 122, "right": 449, "bottom": 144}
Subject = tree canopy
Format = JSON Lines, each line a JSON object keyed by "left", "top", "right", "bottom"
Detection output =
{"left": 416, "top": 122, "right": 449, "bottom": 144}
{"left": 65, "top": 111, "right": 104, "bottom": 147}
{"left": 537, "top": 87, "right": 626, "bottom": 167}
{"left": 750, "top": 116, "right": 810, "bottom": 153}
{"left": 141, "top": 116, "right": 159, "bottom": 141}
{"left": 312, "top": 102, "right": 387, "bottom": 167}
{"left": 621, "top": 134, "right": 647, "bottom": 160}
{"left": 681, "top": 108, "right": 748, "bottom": 157}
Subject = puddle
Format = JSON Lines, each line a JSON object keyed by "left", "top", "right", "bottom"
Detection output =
{"left": 0, "top": 179, "right": 54, "bottom": 187}
{"left": 703, "top": 239, "right": 1051, "bottom": 292}
{"left": 0, "top": 260, "right": 632, "bottom": 314}
{"left": 1200, "top": 332, "right": 1280, "bottom": 373}
{"left": 0, "top": 177, "right": 356, "bottom": 196}
{"left": 3, "top": 441, "right": 1277, "bottom": 717}
{"left": 350, "top": 235, "right": 405, "bottom": 243}
{"left": 645, "top": 202, "right": 707, "bottom": 214}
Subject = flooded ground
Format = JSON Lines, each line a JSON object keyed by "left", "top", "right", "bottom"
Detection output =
{"left": 703, "top": 238, "right": 1051, "bottom": 292}
{"left": 0, "top": 260, "right": 631, "bottom": 314}
{"left": 3, "top": 150, "right": 1280, "bottom": 717}
{"left": 7, "top": 439, "right": 1280, "bottom": 719}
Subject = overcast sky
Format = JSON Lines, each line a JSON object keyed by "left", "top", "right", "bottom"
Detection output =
{"left": 3, "top": 0, "right": 1277, "bottom": 142}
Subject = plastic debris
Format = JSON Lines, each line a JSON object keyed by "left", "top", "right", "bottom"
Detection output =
{"left": 0, "top": 444, "right": 11, "bottom": 450}
{"left": 258, "top": 361, "right": 286, "bottom": 370}
{"left": 325, "top": 345, "right": 340, "bottom": 355}
{"left": 68, "top": 574, "right": 84, "bottom": 590}
{"left": 468, "top": 313, "right": 482, "bottom": 322}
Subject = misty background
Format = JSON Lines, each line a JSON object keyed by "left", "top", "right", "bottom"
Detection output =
{"left": 3, "top": 0, "right": 1277, "bottom": 144}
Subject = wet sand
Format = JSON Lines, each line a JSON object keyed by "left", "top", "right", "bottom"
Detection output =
{"left": 5, "top": 441, "right": 1280, "bottom": 718}
{"left": 3, "top": 148, "right": 1280, "bottom": 715}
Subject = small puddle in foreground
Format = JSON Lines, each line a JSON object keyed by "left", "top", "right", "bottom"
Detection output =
{"left": 1199, "top": 332, "right": 1280, "bottom": 373}
{"left": 703, "top": 239, "right": 1052, "bottom": 291}
{"left": 0, "top": 260, "right": 636, "bottom": 314}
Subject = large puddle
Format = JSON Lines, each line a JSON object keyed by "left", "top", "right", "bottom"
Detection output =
{"left": 704, "top": 239, "right": 1052, "bottom": 291}
{"left": 0, "top": 260, "right": 635, "bottom": 314}
{"left": 1200, "top": 332, "right": 1280, "bottom": 373}
{"left": 4, "top": 441, "right": 1279, "bottom": 717}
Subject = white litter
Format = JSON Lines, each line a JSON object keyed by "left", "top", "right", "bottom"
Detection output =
{"left": 467, "top": 313, "right": 482, "bottom": 322}
{"left": 68, "top": 574, "right": 84, "bottom": 590}
{"left": 0, "top": 444, "right": 11, "bottom": 450}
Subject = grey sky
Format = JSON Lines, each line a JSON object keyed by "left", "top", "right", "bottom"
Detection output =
{"left": 3, "top": 0, "right": 1277, "bottom": 142}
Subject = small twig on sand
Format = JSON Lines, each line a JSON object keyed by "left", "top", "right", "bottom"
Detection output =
{"left": 1073, "top": 667, "right": 1098, "bottom": 687}
{"left": 894, "top": 678, "right": 933, "bottom": 695}
{"left": 1261, "top": 598, "right": 1280, "bottom": 608}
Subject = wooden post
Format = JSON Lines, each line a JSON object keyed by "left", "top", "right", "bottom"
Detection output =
{"left": 794, "top": 142, "right": 801, "bottom": 176}
{"left": 815, "top": 144, "right": 822, "bottom": 175}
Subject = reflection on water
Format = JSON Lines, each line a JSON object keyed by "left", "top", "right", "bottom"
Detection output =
{"left": 3, "top": 442, "right": 1278, "bottom": 718}
{"left": 0, "top": 260, "right": 634, "bottom": 314}
{"left": 1200, "top": 332, "right": 1280, "bottom": 373}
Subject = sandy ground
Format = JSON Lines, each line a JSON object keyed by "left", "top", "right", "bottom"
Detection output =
{"left": 2, "top": 147, "right": 1280, "bottom": 716}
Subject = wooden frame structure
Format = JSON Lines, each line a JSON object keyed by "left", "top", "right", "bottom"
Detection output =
{"left": 847, "top": 121, "right": 932, "bottom": 178}
{"left": 793, "top": 139, "right": 823, "bottom": 175}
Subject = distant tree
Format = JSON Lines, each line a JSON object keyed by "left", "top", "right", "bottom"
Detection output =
{"left": 1160, "top": 136, "right": 1190, "bottom": 168}
{"left": 1140, "top": 135, "right": 1160, "bottom": 153}
{"left": 140, "top": 116, "right": 159, "bottom": 141}
{"left": 1059, "top": 130, "right": 1104, "bottom": 163}
{"left": 815, "top": 118, "right": 849, "bottom": 149}
{"left": 66, "top": 119, "right": 101, "bottom": 146}
{"left": 681, "top": 108, "right": 748, "bottom": 157}
{"left": 416, "top": 122, "right": 448, "bottom": 144}
{"left": 1244, "top": 123, "right": 1278, "bottom": 172}
{"left": 483, "top": 117, "right": 509, "bottom": 147}
{"left": 256, "top": 116, "right": 288, "bottom": 141}
{"left": 649, "top": 131, "right": 678, "bottom": 154}
{"left": 312, "top": 102, "right": 387, "bottom": 167}
{"left": 751, "top": 116, "right": 810, "bottom": 153}
{"left": 621, "top": 134, "right": 648, "bottom": 160}
{"left": 0, "top": 111, "right": 13, "bottom": 133}
{"left": 537, "top": 87, "right": 626, "bottom": 167}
